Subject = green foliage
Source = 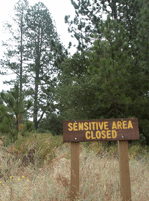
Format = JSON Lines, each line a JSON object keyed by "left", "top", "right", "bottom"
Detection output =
{"left": 25, "top": 121, "right": 34, "bottom": 132}
{"left": 19, "top": 121, "right": 35, "bottom": 137}
{"left": 1, "top": 0, "right": 149, "bottom": 146}
{"left": 0, "top": 104, "right": 12, "bottom": 133}
{"left": 24, "top": 2, "right": 67, "bottom": 130}
{"left": 55, "top": 52, "right": 101, "bottom": 120}
{"left": 0, "top": 84, "right": 32, "bottom": 141}
{"left": 9, "top": 132, "right": 63, "bottom": 164}
{"left": 87, "top": 16, "right": 134, "bottom": 118}
{"left": 58, "top": 0, "right": 149, "bottom": 145}
{"left": 1, "top": 0, "right": 66, "bottom": 132}
{"left": 1, "top": 0, "right": 29, "bottom": 91}
{"left": 38, "top": 113, "right": 64, "bottom": 135}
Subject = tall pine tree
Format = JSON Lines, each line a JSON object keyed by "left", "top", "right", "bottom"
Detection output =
{"left": 0, "top": 0, "right": 29, "bottom": 127}
{"left": 1, "top": 0, "right": 29, "bottom": 93}
{"left": 25, "top": 2, "right": 66, "bottom": 129}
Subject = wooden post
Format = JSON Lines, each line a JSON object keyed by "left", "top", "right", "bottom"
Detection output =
{"left": 70, "top": 142, "right": 79, "bottom": 200}
{"left": 118, "top": 141, "right": 131, "bottom": 201}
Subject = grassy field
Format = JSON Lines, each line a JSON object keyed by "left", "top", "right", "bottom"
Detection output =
{"left": 0, "top": 132, "right": 149, "bottom": 201}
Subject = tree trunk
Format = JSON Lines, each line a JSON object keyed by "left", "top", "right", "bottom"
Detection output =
{"left": 19, "top": 13, "right": 23, "bottom": 128}
{"left": 33, "top": 32, "right": 41, "bottom": 130}
{"left": 20, "top": 14, "right": 23, "bottom": 97}
{"left": 34, "top": 74, "right": 39, "bottom": 130}
{"left": 145, "top": 135, "right": 149, "bottom": 146}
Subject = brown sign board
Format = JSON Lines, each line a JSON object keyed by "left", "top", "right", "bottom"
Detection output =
{"left": 63, "top": 118, "right": 139, "bottom": 142}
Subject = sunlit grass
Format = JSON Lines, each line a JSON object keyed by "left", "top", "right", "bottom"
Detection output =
{"left": 0, "top": 133, "right": 148, "bottom": 200}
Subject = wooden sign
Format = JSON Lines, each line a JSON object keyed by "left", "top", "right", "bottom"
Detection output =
{"left": 63, "top": 118, "right": 140, "bottom": 200}
{"left": 63, "top": 118, "right": 139, "bottom": 142}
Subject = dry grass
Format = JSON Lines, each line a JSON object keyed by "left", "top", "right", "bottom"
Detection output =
{"left": 0, "top": 135, "right": 148, "bottom": 201}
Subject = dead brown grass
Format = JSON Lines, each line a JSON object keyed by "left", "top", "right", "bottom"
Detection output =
{"left": 0, "top": 137, "right": 148, "bottom": 201}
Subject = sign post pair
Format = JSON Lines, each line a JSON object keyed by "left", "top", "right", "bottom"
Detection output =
{"left": 63, "top": 118, "right": 139, "bottom": 201}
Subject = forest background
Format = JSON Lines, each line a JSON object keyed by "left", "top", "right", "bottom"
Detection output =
{"left": 0, "top": 0, "right": 149, "bottom": 146}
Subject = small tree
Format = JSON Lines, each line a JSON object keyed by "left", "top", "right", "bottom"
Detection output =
{"left": 1, "top": 84, "right": 32, "bottom": 138}
{"left": 0, "top": 104, "right": 13, "bottom": 134}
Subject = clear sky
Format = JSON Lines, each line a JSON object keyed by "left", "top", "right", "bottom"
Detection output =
{"left": 0, "top": 0, "right": 77, "bottom": 91}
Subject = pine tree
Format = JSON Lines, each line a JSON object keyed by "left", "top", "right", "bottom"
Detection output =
{"left": 1, "top": 0, "right": 29, "bottom": 93}
{"left": 66, "top": 0, "right": 142, "bottom": 51}
{"left": 0, "top": 84, "right": 32, "bottom": 136}
{"left": 0, "top": 0, "right": 29, "bottom": 128}
{"left": 55, "top": 52, "right": 100, "bottom": 120}
{"left": 0, "top": 104, "right": 13, "bottom": 134}
{"left": 25, "top": 2, "right": 66, "bottom": 129}
{"left": 87, "top": 16, "right": 133, "bottom": 118}
{"left": 133, "top": 0, "right": 149, "bottom": 145}
{"left": 63, "top": 0, "right": 149, "bottom": 144}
